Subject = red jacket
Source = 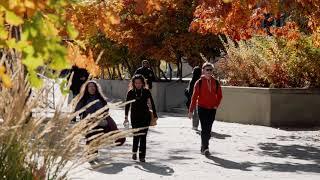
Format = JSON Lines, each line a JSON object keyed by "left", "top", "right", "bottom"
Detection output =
{"left": 189, "top": 76, "right": 223, "bottom": 112}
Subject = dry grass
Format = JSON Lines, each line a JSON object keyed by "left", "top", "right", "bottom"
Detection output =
{"left": 0, "top": 51, "right": 140, "bottom": 179}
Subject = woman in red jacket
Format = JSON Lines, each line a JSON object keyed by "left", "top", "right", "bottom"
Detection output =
{"left": 188, "top": 62, "right": 223, "bottom": 156}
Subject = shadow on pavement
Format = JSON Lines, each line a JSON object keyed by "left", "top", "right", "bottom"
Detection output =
{"left": 278, "top": 127, "right": 320, "bottom": 132}
{"left": 134, "top": 162, "right": 175, "bottom": 176}
{"left": 257, "top": 162, "right": 320, "bottom": 173}
{"left": 206, "top": 143, "right": 320, "bottom": 173}
{"left": 94, "top": 162, "right": 175, "bottom": 176}
{"left": 258, "top": 142, "right": 320, "bottom": 162}
{"left": 267, "top": 135, "right": 320, "bottom": 143}
{"left": 206, "top": 156, "right": 253, "bottom": 171}
{"left": 168, "top": 155, "right": 194, "bottom": 161}
{"left": 95, "top": 162, "right": 132, "bottom": 174}
{"left": 206, "top": 154, "right": 320, "bottom": 173}
{"left": 196, "top": 131, "right": 232, "bottom": 139}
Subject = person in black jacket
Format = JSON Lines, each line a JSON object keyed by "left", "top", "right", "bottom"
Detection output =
{"left": 124, "top": 74, "right": 157, "bottom": 162}
{"left": 69, "top": 66, "right": 89, "bottom": 98}
{"left": 134, "top": 60, "right": 155, "bottom": 89}
{"left": 185, "top": 66, "right": 202, "bottom": 130}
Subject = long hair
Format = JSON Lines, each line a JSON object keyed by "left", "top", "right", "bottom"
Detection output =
{"left": 188, "top": 66, "right": 202, "bottom": 93}
{"left": 73, "top": 80, "right": 108, "bottom": 111}
{"left": 191, "top": 66, "right": 202, "bottom": 82}
{"left": 129, "top": 74, "right": 147, "bottom": 90}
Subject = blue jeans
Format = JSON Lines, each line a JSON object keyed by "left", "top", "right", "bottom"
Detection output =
{"left": 198, "top": 107, "right": 216, "bottom": 150}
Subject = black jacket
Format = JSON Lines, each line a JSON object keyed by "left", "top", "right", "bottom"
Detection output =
{"left": 125, "top": 88, "right": 157, "bottom": 127}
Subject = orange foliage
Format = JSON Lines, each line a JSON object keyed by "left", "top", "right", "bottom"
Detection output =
{"left": 66, "top": 43, "right": 100, "bottom": 76}
{"left": 66, "top": 0, "right": 219, "bottom": 65}
{"left": 1, "top": 0, "right": 47, "bottom": 17}
{"left": 190, "top": 0, "right": 320, "bottom": 46}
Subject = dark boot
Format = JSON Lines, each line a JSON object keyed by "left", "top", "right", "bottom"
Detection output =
{"left": 132, "top": 153, "right": 137, "bottom": 160}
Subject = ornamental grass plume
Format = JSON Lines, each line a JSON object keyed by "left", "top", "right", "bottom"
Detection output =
{"left": 0, "top": 51, "right": 140, "bottom": 179}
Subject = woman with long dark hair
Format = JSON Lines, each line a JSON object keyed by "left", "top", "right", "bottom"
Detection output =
{"left": 124, "top": 74, "right": 157, "bottom": 162}
{"left": 185, "top": 66, "right": 202, "bottom": 130}
{"left": 74, "top": 80, "right": 125, "bottom": 152}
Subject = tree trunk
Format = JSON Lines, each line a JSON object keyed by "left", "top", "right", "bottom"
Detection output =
{"left": 124, "top": 58, "right": 133, "bottom": 77}
{"left": 107, "top": 67, "right": 112, "bottom": 79}
{"left": 176, "top": 52, "right": 183, "bottom": 81}
{"left": 169, "top": 63, "right": 172, "bottom": 81}
{"left": 159, "top": 69, "right": 168, "bottom": 81}
{"left": 112, "top": 67, "right": 116, "bottom": 80}
{"left": 117, "top": 65, "right": 123, "bottom": 80}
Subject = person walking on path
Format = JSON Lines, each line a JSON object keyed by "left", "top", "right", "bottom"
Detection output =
{"left": 134, "top": 60, "right": 156, "bottom": 89}
{"left": 185, "top": 66, "right": 202, "bottom": 131}
{"left": 188, "top": 62, "right": 223, "bottom": 156}
{"left": 74, "top": 81, "right": 125, "bottom": 156}
{"left": 124, "top": 74, "right": 157, "bottom": 162}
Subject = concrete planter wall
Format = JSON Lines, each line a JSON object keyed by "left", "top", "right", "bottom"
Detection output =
{"left": 216, "top": 87, "right": 320, "bottom": 127}
{"left": 97, "top": 79, "right": 188, "bottom": 112}
{"left": 97, "top": 80, "right": 320, "bottom": 127}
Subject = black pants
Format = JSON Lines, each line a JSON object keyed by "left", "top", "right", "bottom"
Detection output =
{"left": 198, "top": 107, "right": 216, "bottom": 150}
{"left": 132, "top": 128, "right": 149, "bottom": 159}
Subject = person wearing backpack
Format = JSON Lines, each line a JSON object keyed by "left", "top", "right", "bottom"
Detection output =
{"left": 188, "top": 62, "right": 222, "bottom": 156}
{"left": 185, "top": 66, "right": 202, "bottom": 130}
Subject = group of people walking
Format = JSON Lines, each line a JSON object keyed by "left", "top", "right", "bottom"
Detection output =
{"left": 71, "top": 60, "right": 222, "bottom": 163}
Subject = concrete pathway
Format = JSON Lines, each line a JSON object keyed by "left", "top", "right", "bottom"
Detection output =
{"left": 69, "top": 109, "right": 320, "bottom": 180}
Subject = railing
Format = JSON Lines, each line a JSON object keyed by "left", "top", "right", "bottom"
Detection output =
{"left": 37, "top": 73, "right": 56, "bottom": 110}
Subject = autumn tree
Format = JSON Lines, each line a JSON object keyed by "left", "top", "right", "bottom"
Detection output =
{"left": 67, "top": 0, "right": 225, "bottom": 79}
{"left": 0, "top": 0, "right": 78, "bottom": 88}
{"left": 190, "top": 0, "right": 320, "bottom": 47}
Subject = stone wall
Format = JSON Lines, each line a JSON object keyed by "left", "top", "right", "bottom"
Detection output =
{"left": 97, "top": 80, "right": 320, "bottom": 127}
{"left": 97, "top": 79, "right": 188, "bottom": 112}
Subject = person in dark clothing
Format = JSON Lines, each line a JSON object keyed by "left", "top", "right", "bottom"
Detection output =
{"left": 124, "top": 74, "right": 157, "bottom": 162}
{"left": 134, "top": 60, "right": 155, "bottom": 89}
{"left": 70, "top": 66, "right": 89, "bottom": 97}
{"left": 185, "top": 66, "right": 202, "bottom": 130}
{"left": 188, "top": 63, "right": 223, "bottom": 156}
{"left": 74, "top": 80, "right": 125, "bottom": 152}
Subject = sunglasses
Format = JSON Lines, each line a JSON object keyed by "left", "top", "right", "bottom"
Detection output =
{"left": 204, "top": 69, "right": 213, "bottom": 72}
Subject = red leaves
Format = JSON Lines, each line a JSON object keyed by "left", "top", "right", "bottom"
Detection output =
{"left": 191, "top": 0, "right": 320, "bottom": 46}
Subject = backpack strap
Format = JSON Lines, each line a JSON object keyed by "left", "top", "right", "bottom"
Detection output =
{"left": 198, "top": 79, "right": 202, "bottom": 95}
{"left": 215, "top": 79, "right": 219, "bottom": 89}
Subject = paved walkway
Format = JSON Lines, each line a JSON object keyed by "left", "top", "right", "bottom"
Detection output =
{"left": 69, "top": 109, "right": 320, "bottom": 180}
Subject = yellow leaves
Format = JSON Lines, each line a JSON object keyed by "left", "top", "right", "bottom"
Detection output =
{"left": 5, "top": 10, "right": 24, "bottom": 25}
{"left": 24, "top": 0, "right": 36, "bottom": 9}
{"left": 312, "top": 27, "right": 320, "bottom": 48}
{"left": 0, "top": 65, "right": 12, "bottom": 88}
{"left": 107, "top": 12, "right": 121, "bottom": 25}
{"left": 3, "top": 0, "right": 47, "bottom": 17}
{"left": 222, "top": 0, "right": 233, "bottom": 3}
{"left": 0, "top": 25, "right": 8, "bottom": 40}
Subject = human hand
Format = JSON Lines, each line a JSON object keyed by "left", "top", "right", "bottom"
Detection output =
{"left": 123, "top": 117, "right": 129, "bottom": 125}
{"left": 188, "top": 112, "right": 193, "bottom": 119}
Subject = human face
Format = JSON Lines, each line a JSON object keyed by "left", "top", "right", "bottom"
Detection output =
{"left": 134, "top": 79, "right": 144, "bottom": 89}
{"left": 143, "top": 61, "right": 149, "bottom": 68}
{"left": 203, "top": 66, "right": 213, "bottom": 77}
{"left": 87, "top": 82, "right": 97, "bottom": 95}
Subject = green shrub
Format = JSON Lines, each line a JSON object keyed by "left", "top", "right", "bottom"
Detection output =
{"left": 0, "top": 140, "right": 33, "bottom": 180}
